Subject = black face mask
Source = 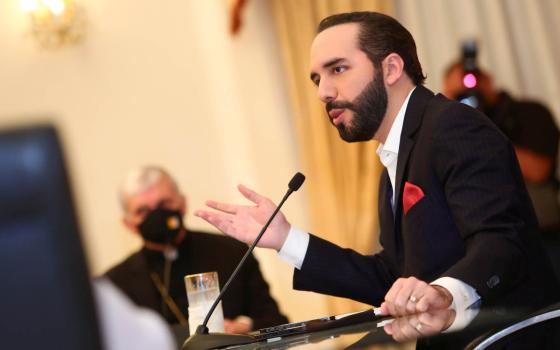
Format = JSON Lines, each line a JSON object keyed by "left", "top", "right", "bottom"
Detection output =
{"left": 138, "top": 207, "right": 184, "bottom": 245}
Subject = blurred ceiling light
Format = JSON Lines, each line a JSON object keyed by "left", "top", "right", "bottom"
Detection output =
{"left": 19, "top": 0, "right": 85, "bottom": 49}
{"left": 19, "top": 0, "right": 39, "bottom": 12}
{"left": 44, "top": 0, "right": 65, "bottom": 16}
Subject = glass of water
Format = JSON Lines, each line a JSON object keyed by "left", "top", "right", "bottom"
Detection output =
{"left": 184, "top": 271, "right": 225, "bottom": 335}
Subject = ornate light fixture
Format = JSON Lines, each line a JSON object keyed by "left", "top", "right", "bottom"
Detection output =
{"left": 19, "top": 0, "right": 86, "bottom": 49}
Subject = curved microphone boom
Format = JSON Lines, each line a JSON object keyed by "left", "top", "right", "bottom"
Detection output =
{"left": 182, "top": 172, "right": 305, "bottom": 350}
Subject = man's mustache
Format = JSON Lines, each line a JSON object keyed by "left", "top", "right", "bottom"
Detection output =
{"left": 326, "top": 100, "right": 355, "bottom": 113}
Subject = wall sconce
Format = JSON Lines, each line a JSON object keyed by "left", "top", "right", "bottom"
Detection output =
{"left": 19, "top": 0, "right": 86, "bottom": 49}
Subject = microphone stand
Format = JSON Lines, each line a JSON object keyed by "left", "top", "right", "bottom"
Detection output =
{"left": 182, "top": 173, "right": 304, "bottom": 350}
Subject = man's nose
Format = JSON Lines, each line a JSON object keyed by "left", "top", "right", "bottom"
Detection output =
{"left": 318, "top": 79, "right": 337, "bottom": 104}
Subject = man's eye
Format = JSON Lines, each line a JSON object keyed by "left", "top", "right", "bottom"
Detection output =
{"left": 333, "top": 66, "right": 347, "bottom": 74}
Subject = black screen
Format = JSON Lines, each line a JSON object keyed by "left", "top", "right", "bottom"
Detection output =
{"left": 0, "top": 125, "right": 102, "bottom": 349}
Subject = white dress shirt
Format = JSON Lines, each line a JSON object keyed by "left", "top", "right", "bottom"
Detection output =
{"left": 279, "top": 87, "right": 480, "bottom": 314}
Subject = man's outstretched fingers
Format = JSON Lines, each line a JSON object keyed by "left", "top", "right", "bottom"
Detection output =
{"left": 195, "top": 211, "right": 230, "bottom": 232}
{"left": 205, "top": 200, "right": 238, "bottom": 214}
{"left": 238, "top": 184, "right": 264, "bottom": 204}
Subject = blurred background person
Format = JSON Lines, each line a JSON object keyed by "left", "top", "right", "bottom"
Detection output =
{"left": 443, "top": 49, "right": 560, "bottom": 235}
{"left": 104, "top": 166, "right": 288, "bottom": 334}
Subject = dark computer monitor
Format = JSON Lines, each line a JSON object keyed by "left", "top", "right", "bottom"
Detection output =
{"left": 0, "top": 125, "right": 102, "bottom": 349}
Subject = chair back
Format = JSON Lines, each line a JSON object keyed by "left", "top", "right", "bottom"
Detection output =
{"left": 0, "top": 125, "right": 102, "bottom": 350}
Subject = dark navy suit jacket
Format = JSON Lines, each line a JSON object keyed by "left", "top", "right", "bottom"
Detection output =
{"left": 294, "top": 86, "right": 559, "bottom": 311}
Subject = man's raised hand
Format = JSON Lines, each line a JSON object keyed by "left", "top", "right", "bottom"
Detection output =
{"left": 195, "top": 184, "right": 291, "bottom": 251}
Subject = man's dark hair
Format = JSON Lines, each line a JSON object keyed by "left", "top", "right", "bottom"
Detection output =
{"left": 318, "top": 12, "right": 426, "bottom": 85}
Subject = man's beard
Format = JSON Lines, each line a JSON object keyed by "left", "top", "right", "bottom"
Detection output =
{"left": 326, "top": 69, "right": 388, "bottom": 142}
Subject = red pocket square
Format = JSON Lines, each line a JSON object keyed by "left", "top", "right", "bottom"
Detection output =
{"left": 403, "top": 182, "right": 425, "bottom": 214}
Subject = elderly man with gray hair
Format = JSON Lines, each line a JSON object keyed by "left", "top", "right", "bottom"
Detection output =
{"left": 105, "top": 166, "right": 288, "bottom": 334}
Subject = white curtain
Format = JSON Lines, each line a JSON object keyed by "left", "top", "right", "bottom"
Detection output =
{"left": 394, "top": 0, "right": 560, "bottom": 125}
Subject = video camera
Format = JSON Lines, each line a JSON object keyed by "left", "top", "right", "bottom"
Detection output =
{"left": 456, "top": 40, "right": 485, "bottom": 109}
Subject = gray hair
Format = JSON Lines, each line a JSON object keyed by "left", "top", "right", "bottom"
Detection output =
{"left": 119, "top": 166, "right": 179, "bottom": 212}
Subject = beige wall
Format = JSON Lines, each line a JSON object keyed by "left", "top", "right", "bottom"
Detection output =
{"left": 0, "top": 0, "right": 330, "bottom": 322}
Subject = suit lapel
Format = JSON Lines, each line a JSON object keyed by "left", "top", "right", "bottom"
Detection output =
{"left": 394, "top": 86, "right": 434, "bottom": 214}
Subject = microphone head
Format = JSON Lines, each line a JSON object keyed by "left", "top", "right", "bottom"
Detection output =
{"left": 288, "top": 172, "right": 305, "bottom": 192}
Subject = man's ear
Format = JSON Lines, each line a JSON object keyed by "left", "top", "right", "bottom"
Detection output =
{"left": 383, "top": 53, "right": 405, "bottom": 86}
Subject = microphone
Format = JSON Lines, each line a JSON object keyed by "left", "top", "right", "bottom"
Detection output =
{"left": 182, "top": 172, "right": 305, "bottom": 350}
{"left": 288, "top": 172, "right": 305, "bottom": 192}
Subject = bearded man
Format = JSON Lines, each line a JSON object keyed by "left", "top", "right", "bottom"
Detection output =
{"left": 195, "top": 12, "right": 559, "bottom": 322}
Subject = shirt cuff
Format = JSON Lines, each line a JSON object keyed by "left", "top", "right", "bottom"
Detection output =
{"left": 431, "top": 276, "right": 480, "bottom": 311}
{"left": 431, "top": 276, "right": 481, "bottom": 332}
{"left": 278, "top": 226, "right": 309, "bottom": 270}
